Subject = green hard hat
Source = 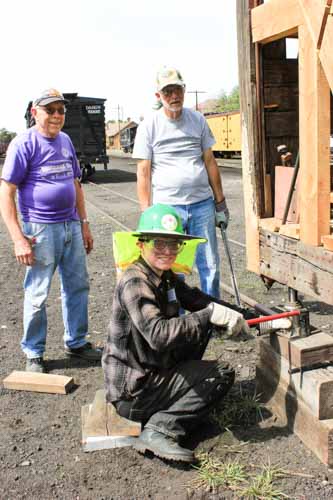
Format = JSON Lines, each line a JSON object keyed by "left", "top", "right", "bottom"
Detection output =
{"left": 133, "top": 204, "right": 201, "bottom": 240}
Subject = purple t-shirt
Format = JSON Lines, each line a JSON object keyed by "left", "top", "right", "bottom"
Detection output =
{"left": 1, "top": 127, "right": 81, "bottom": 223}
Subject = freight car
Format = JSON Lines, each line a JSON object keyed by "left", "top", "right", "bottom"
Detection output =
{"left": 25, "top": 93, "right": 109, "bottom": 180}
{"left": 205, "top": 111, "right": 241, "bottom": 158}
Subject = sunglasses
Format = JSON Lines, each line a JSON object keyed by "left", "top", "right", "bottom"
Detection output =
{"left": 144, "top": 239, "right": 185, "bottom": 254}
{"left": 39, "top": 106, "right": 66, "bottom": 115}
{"left": 161, "top": 85, "right": 185, "bottom": 98}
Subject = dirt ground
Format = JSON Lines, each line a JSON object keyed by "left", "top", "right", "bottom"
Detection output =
{"left": 1, "top": 159, "right": 333, "bottom": 499}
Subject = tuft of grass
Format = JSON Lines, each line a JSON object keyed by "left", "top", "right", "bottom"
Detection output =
{"left": 240, "top": 461, "right": 290, "bottom": 499}
{"left": 210, "top": 386, "right": 264, "bottom": 430}
{"left": 192, "top": 452, "right": 247, "bottom": 491}
{"left": 190, "top": 456, "right": 291, "bottom": 499}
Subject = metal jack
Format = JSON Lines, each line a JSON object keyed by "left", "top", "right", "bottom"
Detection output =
{"left": 285, "top": 287, "right": 310, "bottom": 337}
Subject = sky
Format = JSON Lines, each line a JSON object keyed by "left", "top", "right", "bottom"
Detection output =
{"left": 1, "top": 0, "right": 239, "bottom": 134}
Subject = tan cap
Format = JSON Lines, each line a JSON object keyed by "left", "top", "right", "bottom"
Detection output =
{"left": 156, "top": 67, "right": 185, "bottom": 92}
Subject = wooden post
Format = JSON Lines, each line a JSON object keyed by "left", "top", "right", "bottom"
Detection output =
{"left": 237, "top": 0, "right": 263, "bottom": 274}
{"left": 298, "top": 23, "right": 330, "bottom": 245}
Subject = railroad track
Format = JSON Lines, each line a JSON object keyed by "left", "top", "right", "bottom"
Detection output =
{"left": 86, "top": 180, "right": 246, "bottom": 249}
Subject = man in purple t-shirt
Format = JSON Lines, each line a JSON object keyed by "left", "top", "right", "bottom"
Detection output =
{"left": 0, "top": 88, "right": 102, "bottom": 373}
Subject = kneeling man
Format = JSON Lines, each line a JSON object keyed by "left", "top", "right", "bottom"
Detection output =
{"left": 102, "top": 204, "right": 249, "bottom": 463}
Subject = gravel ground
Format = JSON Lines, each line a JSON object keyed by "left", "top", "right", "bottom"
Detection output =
{"left": 1, "top": 159, "right": 333, "bottom": 499}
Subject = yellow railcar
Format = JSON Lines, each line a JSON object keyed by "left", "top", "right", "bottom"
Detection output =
{"left": 205, "top": 111, "right": 241, "bottom": 158}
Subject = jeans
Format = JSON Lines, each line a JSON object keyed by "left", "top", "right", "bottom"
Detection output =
{"left": 21, "top": 221, "right": 90, "bottom": 358}
{"left": 115, "top": 359, "right": 235, "bottom": 441}
{"left": 172, "top": 197, "right": 220, "bottom": 298}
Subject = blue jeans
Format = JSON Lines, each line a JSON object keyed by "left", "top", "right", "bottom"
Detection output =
{"left": 21, "top": 221, "right": 90, "bottom": 358}
{"left": 172, "top": 197, "right": 220, "bottom": 298}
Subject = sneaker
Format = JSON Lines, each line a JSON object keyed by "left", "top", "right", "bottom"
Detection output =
{"left": 26, "top": 357, "right": 46, "bottom": 373}
{"left": 64, "top": 342, "right": 102, "bottom": 361}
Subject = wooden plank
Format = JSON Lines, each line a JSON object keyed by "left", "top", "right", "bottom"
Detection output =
{"left": 274, "top": 166, "right": 299, "bottom": 223}
{"left": 298, "top": 23, "right": 331, "bottom": 245}
{"left": 279, "top": 224, "right": 300, "bottom": 239}
{"left": 83, "top": 389, "right": 108, "bottom": 437}
{"left": 81, "top": 405, "right": 136, "bottom": 452}
{"left": 3, "top": 371, "right": 74, "bottom": 395}
{"left": 268, "top": 332, "right": 333, "bottom": 368}
{"left": 322, "top": 235, "right": 333, "bottom": 251}
{"left": 251, "top": 0, "right": 302, "bottom": 44}
{"left": 330, "top": 193, "right": 333, "bottom": 204}
{"left": 259, "top": 217, "right": 280, "bottom": 232}
{"left": 106, "top": 403, "right": 141, "bottom": 437}
{"left": 256, "top": 355, "right": 333, "bottom": 465}
{"left": 237, "top": 0, "right": 262, "bottom": 274}
{"left": 258, "top": 337, "right": 333, "bottom": 420}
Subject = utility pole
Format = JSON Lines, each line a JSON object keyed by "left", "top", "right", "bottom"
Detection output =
{"left": 110, "top": 105, "right": 124, "bottom": 132}
{"left": 187, "top": 90, "right": 206, "bottom": 111}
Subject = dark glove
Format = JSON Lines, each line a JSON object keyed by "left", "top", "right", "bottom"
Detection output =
{"left": 215, "top": 199, "right": 230, "bottom": 229}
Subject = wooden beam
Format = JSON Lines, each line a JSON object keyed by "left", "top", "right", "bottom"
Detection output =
{"left": 251, "top": 0, "right": 302, "bottom": 43}
{"left": 237, "top": 0, "right": 262, "bottom": 274}
{"left": 259, "top": 230, "right": 333, "bottom": 304}
{"left": 259, "top": 217, "right": 280, "bottom": 232}
{"left": 258, "top": 336, "right": 333, "bottom": 420}
{"left": 3, "top": 371, "right": 74, "bottom": 394}
{"left": 298, "top": 0, "right": 333, "bottom": 91}
{"left": 298, "top": 23, "right": 331, "bottom": 245}
{"left": 257, "top": 341, "right": 333, "bottom": 465}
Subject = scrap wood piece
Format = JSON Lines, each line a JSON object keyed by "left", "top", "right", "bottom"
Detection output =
{"left": 322, "top": 234, "right": 333, "bottom": 251}
{"left": 259, "top": 217, "right": 281, "bottom": 233}
{"left": 3, "top": 371, "right": 74, "bottom": 394}
{"left": 81, "top": 389, "right": 141, "bottom": 452}
{"left": 258, "top": 337, "right": 333, "bottom": 420}
{"left": 269, "top": 332, "right": 333, "bottom": 369}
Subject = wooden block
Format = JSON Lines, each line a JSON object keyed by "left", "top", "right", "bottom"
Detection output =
{"left": 258, "top": 337, "right": 333, "bottom": 420}
{"left": 322, "top": 235, "right": 333, "bottom": 251}
{"left": 3, "top": 371, "right": 74, "bottom": 394}
{"left": 269, "top": 332, "right": 333, "bottom": 368}
{"left": 259, "top": 217, "right": 281, "bottom": 233}
{"left": 81, "top": 389, "right": 141, "bottom": 452}
{"left": 279, "top": 223, "right": 300, "bottom": 239}
{"left": 256, "top": 361, "right": 333, "bottom": 465}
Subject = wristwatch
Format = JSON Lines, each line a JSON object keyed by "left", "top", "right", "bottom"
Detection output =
{"left": 80, "top": 219, "right": 90, "bottom": 224}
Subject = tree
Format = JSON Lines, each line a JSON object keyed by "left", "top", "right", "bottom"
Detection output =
{"left": 215, "top": 86, "right": 240, "bottom": 112}
{"left": 0, "top": 128, "right": 16, "bottom": 144}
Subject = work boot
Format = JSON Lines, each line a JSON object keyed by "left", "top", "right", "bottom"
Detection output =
{"left": 64, "top": 341, "right": 102, "bottom": 361}
{"left": 133, "top": 428, "right": 195, "bottom": 463}
{"left": 26, "top": 357, "right": 46, "bottom": 373}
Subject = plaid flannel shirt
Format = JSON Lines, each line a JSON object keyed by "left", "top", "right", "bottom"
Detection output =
{"left": 102, "top": 257, "right": 212, "bottom": 403}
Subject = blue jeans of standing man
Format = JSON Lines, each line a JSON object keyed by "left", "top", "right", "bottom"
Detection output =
{"left": 21, "top": 221, "right": 90, "bottom": 359}
{"left": 172, "top": 197, "right": 220, "bottom": 298}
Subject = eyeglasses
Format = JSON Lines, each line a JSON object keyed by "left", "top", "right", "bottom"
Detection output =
{"left": 144, "top": 239, "right": 185, "bottom": 254}
{"left": 160, "top": 85, "right": 185, "bottom": 98}
{"left": 39, "top": 106, "right": 66, "bottom": 115}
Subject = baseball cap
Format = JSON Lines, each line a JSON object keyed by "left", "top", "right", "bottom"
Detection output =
{"left": 156, "top": 67, "right": 185, "bottom": 92}
{"left": 33, "top": 88, "right": 68, "bottom": 107}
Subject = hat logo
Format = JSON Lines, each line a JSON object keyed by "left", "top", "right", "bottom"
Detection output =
{"left": 161, "top": 214, "right": 177, "bottom": 231}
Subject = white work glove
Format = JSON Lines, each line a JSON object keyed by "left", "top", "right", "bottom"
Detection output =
{"left": 208, "top": 302, "right": 251, "bottom": 337}
{"left": 215, "top": 199, "right": 230, "bottom": 229}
